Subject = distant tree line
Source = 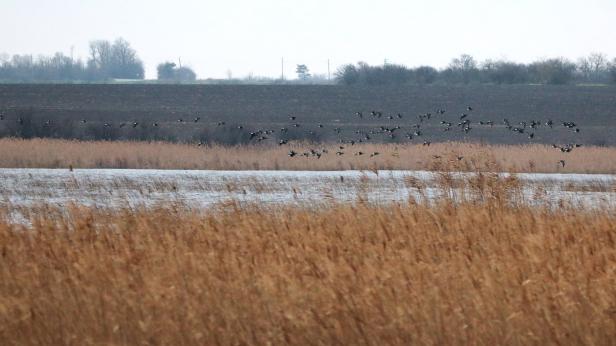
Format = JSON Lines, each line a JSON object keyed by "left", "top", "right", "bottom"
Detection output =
{"left": 0, "top": 38, "right": 145, "bottom": 82}
{"left": 0, "top": 53, "right": 88, "bottom": 82}
{"left": 336, "top": 53, "right": 616, "bottom": 86}
{"left": 0, "top": 36, "right": 201, "bottom": 83}
{"left": 3, "top": 43, "right": 615, "bottom": 85}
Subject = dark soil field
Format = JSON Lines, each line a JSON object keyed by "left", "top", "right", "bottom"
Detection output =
{"left": 0, "top": 84, "right": 615, "bottom": 145}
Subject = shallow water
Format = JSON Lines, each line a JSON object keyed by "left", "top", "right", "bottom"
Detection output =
{"left": 0, "top": 169, "right": 614, "bottom": 210}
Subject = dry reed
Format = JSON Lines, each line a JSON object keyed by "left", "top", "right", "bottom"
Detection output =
{"left": 1, "top": 179, "right": 615, "bottom": 344}
{"left": 1, "top": 138, "right": 615, "bottom": 173}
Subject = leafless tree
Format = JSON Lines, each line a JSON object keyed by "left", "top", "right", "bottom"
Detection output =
{"left": 449, "top": 54, "right": 477, "bottom": 71}
{"left": 577, "top": 52, "right": 608, "bottom": 82}
{"left": 87, "top": 38, "right": 144, "bottom": 80}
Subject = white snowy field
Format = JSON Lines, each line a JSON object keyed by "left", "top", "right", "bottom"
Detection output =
{"left": 0, "top": 169, "right": 615, "bottom": 210}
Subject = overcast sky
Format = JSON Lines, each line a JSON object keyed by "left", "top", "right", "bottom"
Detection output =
{"left": 2, "top": 0, "right": 615, "bottom": 79}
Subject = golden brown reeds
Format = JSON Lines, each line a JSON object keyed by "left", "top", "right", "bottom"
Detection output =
{"left": 0, "top": 137, "right": 615, "bottom": 173}
{"left": 1, "top": 184, "right": 615, "bottom": 344}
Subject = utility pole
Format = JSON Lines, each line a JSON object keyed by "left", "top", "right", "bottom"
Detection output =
{"left": 281, "top": 57, "right": 284, "bottom": 81}
{"left": 327, "top": 59, "right": 330, "bottom": 81}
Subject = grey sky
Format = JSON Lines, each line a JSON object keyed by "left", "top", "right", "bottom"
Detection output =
{"left": 2, "top": 0, "right": 615, "bottom": 79}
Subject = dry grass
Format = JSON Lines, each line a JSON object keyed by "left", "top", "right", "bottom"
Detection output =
{"left": 1, "top": 138, "right": 616, "bottom": 173}
{"left": 1, "top": 177, "right": 616, "bottom": 345}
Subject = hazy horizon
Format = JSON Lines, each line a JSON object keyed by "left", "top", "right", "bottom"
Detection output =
{"left": 2, "top": 0, "right": 616, "bottom": 79}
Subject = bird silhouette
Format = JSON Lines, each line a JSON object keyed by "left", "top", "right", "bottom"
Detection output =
{"left": 72, "top": 101, "right": 589, "bottom": 166}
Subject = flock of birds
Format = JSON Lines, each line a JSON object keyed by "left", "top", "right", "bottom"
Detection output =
{"left": 0, "top": 105, "right": 583, "bottom": 167}
{"left": 220, "top": 105, "right": 582, "bottom": 168}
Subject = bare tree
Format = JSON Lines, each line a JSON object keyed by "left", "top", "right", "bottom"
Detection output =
{"left": 577, "top": 52, "right": 608, "bottom": 82}
{"left": 449, "top": 54, "right": 477, "bottom": 71}
{"left": 588, "top": 53, "right": 608, "bottom": 74}
{"left": 88, "top": 40, "right": 113, "bottom": 78}
{"left": 577, "top": 57, "right": 591, "bottom": 80}
{"left": 442, "top": 54, "right": 479, "bottom": 84}
{"left": 87, "top": 38, "right": 144, "bottom": 80}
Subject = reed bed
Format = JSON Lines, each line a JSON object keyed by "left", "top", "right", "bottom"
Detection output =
{"left": 1, "top": 176, "right": 615, "bottom": 345}
{"left": 1, "top": 138, "right": 616, "bottom": 173}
